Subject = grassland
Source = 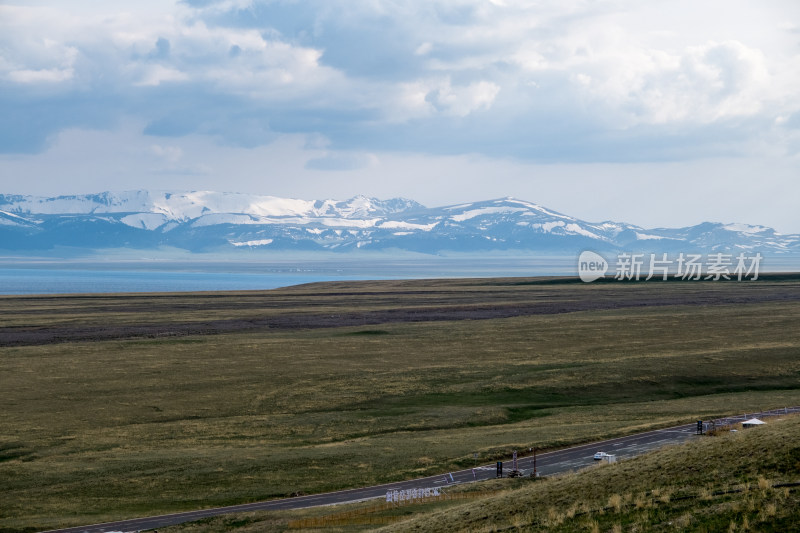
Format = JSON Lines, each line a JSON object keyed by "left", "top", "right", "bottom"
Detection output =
{"left": 378, "top": 414, "right": 800, "bottom": 532}
{"left": 156, "top": 414, "right": 800, "bottom": 532}
{"left": 1, "top": 276, "right": 799, "bottom": 531}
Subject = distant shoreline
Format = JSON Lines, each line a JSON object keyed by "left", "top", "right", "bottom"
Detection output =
{"left": 0, "top": 256, "right": 582, "bottom": 295}
{"left": 3, "top": 256, "right": 800, "bottom": 296}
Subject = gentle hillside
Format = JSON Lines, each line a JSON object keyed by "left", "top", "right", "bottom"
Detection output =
{"left": 380, "top": 415, "right": 800, "bottom": 532}
{"left": 156, "top": 415, "right": 800, "bottom": 532}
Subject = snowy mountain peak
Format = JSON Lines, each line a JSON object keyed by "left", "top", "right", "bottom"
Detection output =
{"left": 311, "top": 195, "right": 424, "bottom": 219}
{"left": 0, "top": 191, "right": 423, "bottom": 222}
{"left": 440, "top": 197, "right": 576, "bottom": 224}
{"left": 722, "top": 223, "right": 775, "bottom": 235}
{"left": 0, "top": 190, "right": 797, "bottom": 255}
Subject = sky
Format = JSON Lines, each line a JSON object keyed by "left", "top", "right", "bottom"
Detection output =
{"left": 1, "top": 0, "right": 799, "bottom": 232}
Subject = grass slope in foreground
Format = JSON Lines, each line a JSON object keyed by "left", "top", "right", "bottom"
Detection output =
{"left": 1, "top": 276, "right": 799, "bottom": 531}
{"left": 160, "top": 415, "right": 800, "bottom": 532}
{"left": 380, "top": 414, "right": 800, "bottom": 533}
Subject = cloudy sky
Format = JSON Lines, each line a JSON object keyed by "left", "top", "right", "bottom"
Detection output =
{"left": 1, "top": 0, "right": 799, "bottom": 232}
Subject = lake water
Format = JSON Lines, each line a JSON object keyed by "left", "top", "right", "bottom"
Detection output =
{"left": 0, "top": 268, "right": 379, "bottom": 295}
{"left": 3, "top": 254, "right": 796, "bottom": 295}
{"left": 0, "top": 258, "right": 575, "bottom": 295}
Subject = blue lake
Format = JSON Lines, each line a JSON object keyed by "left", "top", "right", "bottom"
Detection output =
{"left": 0, "top": 268, "right": 382, "bottom": 295}
{"left": 5, "top": 254, "right": 792, "bottom": 295}
{"left": 0, "top": 257, "right": 574, "bottom": 295}
{"left": 0, "top": 255, "right": 582, "bottom": 295}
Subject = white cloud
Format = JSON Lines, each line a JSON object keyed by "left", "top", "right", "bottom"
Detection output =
{"left": 0, "top": 11, "right": 80, "bottom": 84}
{"left": 400, "top": 0, "right": 797, "bottom": 129}
{"left": 434, "top": 80, "right": 501, "bottom": 117}
{"left": 415, "top": 42, "right": 433, "bottom": 56}
{"left": 151, "top": 144, "right": 184, "bottom": 163}
{"left": 8, "top": 67, "right": 74, "bottom": 83}
{"left": 2, "top": 1, "right": 798, "bottom": 133}
{"left": 570, "top": 39, "right": 773, "bottom": 126}
{"left": 184, "top": 0, "right": 256, "bottom": 16}
{"left": 135, "top": 65, "right": 189, "bottom": 86}
{"left": 305, "top": 152, "right": 379, "bottom": 171}
{"left": 0, "top": 4, "right": 343, "bottom": 101}
{"left": 393, "top": 78, "right": 500, "bottom": 120}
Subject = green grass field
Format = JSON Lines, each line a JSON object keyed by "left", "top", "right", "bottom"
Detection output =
{"left": 156, "top": 414, "right": 800, "bottom": 532}
{"left": 378, "top": 413, "right": 800, "bottom": 532}
{"left": 1, "top": 276, "right": 799, "bottom": 531}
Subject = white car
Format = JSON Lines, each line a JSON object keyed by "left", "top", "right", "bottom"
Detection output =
{"left": 593, "top": 451, "right": 609, "bottom": 460}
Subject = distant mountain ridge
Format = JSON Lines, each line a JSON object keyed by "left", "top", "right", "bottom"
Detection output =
{"left": 0, "top": 191, "right": 797, "bottom": 255}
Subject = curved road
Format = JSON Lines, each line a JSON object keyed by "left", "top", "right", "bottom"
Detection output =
{"left": 42, "top": 407, "right": 800, "bottom": 533}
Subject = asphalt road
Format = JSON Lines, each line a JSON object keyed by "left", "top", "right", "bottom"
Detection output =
{"left": 42, "top": 407, "right": 800, "bottom": 533}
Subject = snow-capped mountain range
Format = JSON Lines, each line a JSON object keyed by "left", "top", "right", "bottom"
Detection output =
{"left": 0, "top": 191, "right": 798, "bottom": 255}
